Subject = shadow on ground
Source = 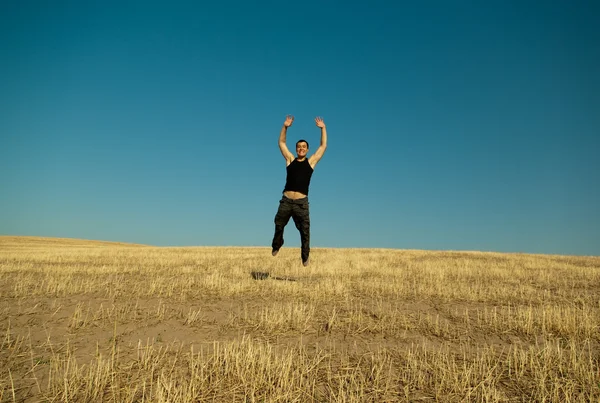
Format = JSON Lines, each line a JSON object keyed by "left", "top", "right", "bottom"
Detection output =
{"left": 251, "top": 271, "right": 297, "bottom": 282}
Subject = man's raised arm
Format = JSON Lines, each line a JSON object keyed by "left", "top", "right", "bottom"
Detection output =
{"left": 309, "top": 117, "right": 327, "bottom": 168}
{"left": 279, "top": 115, "right": 295, "bottom": 163}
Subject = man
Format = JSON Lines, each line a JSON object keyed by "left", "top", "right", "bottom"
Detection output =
{"left": 271, "top": 115, "right": 328, "bottom": 266}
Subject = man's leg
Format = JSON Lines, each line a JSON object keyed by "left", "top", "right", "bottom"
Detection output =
{"left": 292, "top": 200, "right": 310, "bottom": 265}
{"left": 272, "top": 197, "right": 293, "bottom": 254}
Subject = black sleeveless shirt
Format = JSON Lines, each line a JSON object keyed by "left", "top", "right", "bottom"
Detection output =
{"left": 283, "top": 158, "right": 314, "bottom": 195}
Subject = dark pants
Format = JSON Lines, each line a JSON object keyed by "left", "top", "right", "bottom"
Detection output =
{"left": 272, "top": 196, "right": 310, "bottom": 262}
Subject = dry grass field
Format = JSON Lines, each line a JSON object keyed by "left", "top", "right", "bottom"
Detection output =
{"left": 1, "top": 236, "right": 599, "bottom": 402}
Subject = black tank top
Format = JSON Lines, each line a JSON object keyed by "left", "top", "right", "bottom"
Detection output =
{"left": 283, "top": 159, "right": 314, "bottom": 195}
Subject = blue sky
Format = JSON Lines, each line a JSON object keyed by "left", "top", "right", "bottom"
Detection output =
{"left": 1, "top": 1, "right": 598, "bottom": 256}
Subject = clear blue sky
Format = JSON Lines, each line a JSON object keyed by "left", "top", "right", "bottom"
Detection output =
{"left": 1, "top": 1, "right": 598, "bottom": 256}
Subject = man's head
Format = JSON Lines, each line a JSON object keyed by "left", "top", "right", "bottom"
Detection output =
{"left": 296, "top": 139, "right": 309, "bottom": 159}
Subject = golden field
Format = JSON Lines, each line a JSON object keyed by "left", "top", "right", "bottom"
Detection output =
{"left": 0, "top": 236, "right": 599, "bottom": 402}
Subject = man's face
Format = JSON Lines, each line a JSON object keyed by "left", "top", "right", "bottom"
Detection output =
{"left": 296, "top": 142, "right": 308, "bottom": 158}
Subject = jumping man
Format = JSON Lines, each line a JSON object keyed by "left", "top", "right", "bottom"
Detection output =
{"left": 271, "top": 115, "right": 328, "bottom": 266}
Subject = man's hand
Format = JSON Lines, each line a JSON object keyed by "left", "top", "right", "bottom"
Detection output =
{"left": 284, "top": 115, "right": 295, "bottom": 127}
{"left": 315, "top": 116, "right": 326, "bottom": 128}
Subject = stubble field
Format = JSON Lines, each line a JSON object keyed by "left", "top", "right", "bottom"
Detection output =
{"left": 0, "top": 236, "right": 599, "bottom": 402}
